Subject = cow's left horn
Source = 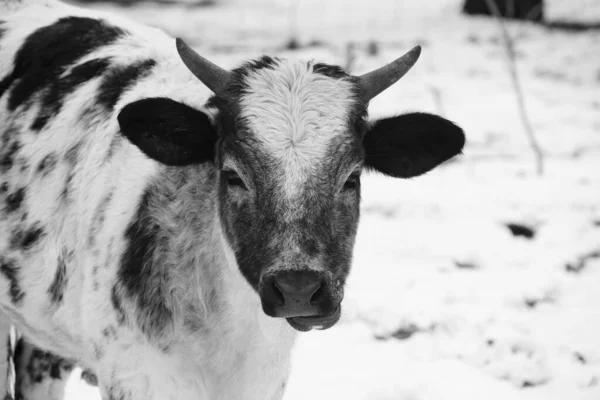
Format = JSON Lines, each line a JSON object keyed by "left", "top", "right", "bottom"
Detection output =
{"left": 358, "top": 45, "right": 422, "bottom": 102}
{"left": 176, "top": 38, "right": 232, "bottom": 94}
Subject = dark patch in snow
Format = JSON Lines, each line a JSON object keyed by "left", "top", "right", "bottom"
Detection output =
{"left": 565, "top": 250, "right": 600, "bottom": 273}
{"left": 545, "top": 21, "right": 600, "bottom": 32}
{"left": 524, "top": 292, "right": 555, "bottom": 309}
{"left": 504, "top": 222, "right": 536, "bottom": 239}
{"left": 375, "top": 323, "right": 422, "bottom": 341}
{"left": 574, "top": 352, "right": 586, "bottom": 364}
{"left": 453, "top": 259, "right": 479, "bottom": 270}
{"left": 521, "top": 379, "right": 547, "bottom": 388}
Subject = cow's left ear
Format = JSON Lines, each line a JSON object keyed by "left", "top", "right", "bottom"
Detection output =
{"left": 118, "top": 97, "right": 217, "bottom": 166}
{"left": 363, "top": 112, "right": 465, "bottom": 178}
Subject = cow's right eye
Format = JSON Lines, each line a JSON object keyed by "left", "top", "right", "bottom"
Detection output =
{"left": 223, "top": 171, "right": 248, "bottom": 190}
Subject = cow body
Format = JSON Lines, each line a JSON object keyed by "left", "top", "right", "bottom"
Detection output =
{"left": 1, "top": 2, "right": 294, "bottom": 399}
{"left": 1, "top": 1, "right": 465, "bottom": 399}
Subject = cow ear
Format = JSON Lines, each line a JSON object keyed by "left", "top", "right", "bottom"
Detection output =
{"left": 363, "top": 112, "right": 465, "bottom": 178}
{"left": 118, "top": 97, "right": 217, "bottom": 166}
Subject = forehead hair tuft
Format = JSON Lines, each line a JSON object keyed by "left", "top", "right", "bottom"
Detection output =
{"left": 207, "top": 57, "right": 368, "bottom": 138}
{"left": 312, "top": 63, "right": 351, "bottom": 80}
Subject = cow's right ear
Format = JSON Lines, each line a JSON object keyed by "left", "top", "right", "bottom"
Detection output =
{"left": 118, "top": 97, "right": 217, "bottom": 166}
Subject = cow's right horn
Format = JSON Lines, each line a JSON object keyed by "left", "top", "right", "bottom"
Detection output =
{"left": 176, "top": 38, "right": 232, "bottom": 95}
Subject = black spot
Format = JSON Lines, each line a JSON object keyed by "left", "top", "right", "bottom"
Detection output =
{"left": 0, "top": 21, "right": 6, "bottom": 41}
{"left": 57, "top": 143, "right": 81, "bottom": 203}
{"left": 88, "top": 192, "right": 113, "bottom": 248}
{"left": 0, "top": 17, "right": 125, "bottom": 109}
{"left": 92, "top": 265, "right": 100, "bottom": 290}
{"left": 105, "top": 135, "right": 122, "bottom": 163}
{"left": 37, "top": 153, "right": 58, "bottom": 176}
{"left": 107, "top": 385, "right": 129, "bottom": 400}
{"left": 81, "top": 369, "right": 98, "bottom": 386}
{"left": 111, "top": 285, "right": 126, "bottom": 325}
{"left": 313, "top": 63, "right": 351, "bottom": 79}
{"left": 24, "top": 347, "right": 71, "bottom": 383}
{"left": 48, "top": 253, "right": 67, "bottom": 304}
{"left": 31, "top": 57, "right": 112, "bottom": 131}
{"left": 505, "top": 222, "right": 536, "bottom": 239}
{"left": 118, "top": 188, "right": 173, "bottom": 338}
{"left": 299, "top": 237, "right": 320, "bottom": 257}
{"left": 0, "top": 141, "right": 20, "bottom": 173}
{"left": 96, "top": 59, "right": 156, "bottom": 111}
{"left": 102, "top": 326, "right": 117, "bottom": 340}
{"left": 0, "top": 182, "right": 8, "bottom": 193}
{"left": 0, "top": 257, "right": 24, "bottom": 305}
{"left": 5, "top": 187, "right": 25, "bottom": 213}
{"left": 1, "top": 125, "right": 21, "bottom": 174}
{"left": 93, "top": 342, "right": 104, "bottom": 359}
{"left": 61, "top": 172, "right": 74, "bottom": 203}
{"left": 64, "top": 142, "right": 81, "bottom": 166}
{"left": 235, "top": 56, "right": 278, "bottom": 78}
{"left": 18, "top": 157, "right": 29, "bottom": 173}
{"left": 10, "top": 224, "right": 45, "bottom": 250}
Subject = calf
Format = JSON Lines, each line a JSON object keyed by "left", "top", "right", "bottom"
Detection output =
{"left": 0, "top": 0, "right": 465, "bottom": 398}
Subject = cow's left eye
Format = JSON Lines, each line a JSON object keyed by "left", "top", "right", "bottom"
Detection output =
{"left": 343, "top": 174, "right": 359, "bottom": 191}
{"left": 223, "top": 171, "right": 248, "bottom": 190}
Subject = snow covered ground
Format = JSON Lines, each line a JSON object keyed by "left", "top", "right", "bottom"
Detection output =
{"left": 53, "top": 0, "right": 600, "bottom": 398}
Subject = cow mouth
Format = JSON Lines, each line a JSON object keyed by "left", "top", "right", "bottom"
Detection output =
{"left": 286, "top": 305, "right": 341, "bottom": 332}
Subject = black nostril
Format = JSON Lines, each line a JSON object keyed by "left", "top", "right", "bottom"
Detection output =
{"left": 309, "top": 282, "right": 325, "bottom": 305}
{"left": 271, "top": 281, "right": 285, "bottom": 305}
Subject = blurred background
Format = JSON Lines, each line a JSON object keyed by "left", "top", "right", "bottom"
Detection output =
{"left": 53, "top": 0, "right": 600, "bottom": 399}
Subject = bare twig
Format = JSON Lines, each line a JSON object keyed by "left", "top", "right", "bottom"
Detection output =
{"left": 484, "top": 0, "right": 545, "bottom": 175}
{"left": 344, "top": 42, "right": 356, "bottom": 72}
{"left": 429, "top": 85, "right": 446, "bottom": 117}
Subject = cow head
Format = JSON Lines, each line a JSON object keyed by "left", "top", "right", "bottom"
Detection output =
{"left": 117, "top": 40, "right": 465, "bottom": 332}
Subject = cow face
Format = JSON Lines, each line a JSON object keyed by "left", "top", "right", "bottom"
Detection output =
{"left": 210, "top": 59, "right": 365, "bottom": 332}
{"left": 118, "top": 51, "right": 465, "bottom": 332}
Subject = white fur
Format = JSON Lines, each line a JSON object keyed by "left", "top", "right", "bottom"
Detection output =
{"left": 240, "top": 62, "right": 357, "bottom": 199}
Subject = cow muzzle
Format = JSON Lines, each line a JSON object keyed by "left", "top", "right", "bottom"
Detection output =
{"left": 260, "top": 270, "right": 341, "bottom": 332}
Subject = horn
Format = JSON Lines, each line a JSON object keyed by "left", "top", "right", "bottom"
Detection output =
{"left": 175, "top": 38, "right": 232, "bottom": 94}
{"left": 358, "top": 45, "right": 422, "bottom": 102}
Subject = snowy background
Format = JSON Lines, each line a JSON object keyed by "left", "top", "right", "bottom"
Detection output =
{"left": 59, "top": 0, "right": 599, "bottom": 399}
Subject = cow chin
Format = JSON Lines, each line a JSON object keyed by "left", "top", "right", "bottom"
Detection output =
{"left": 285, "top": 305, "right": 342, "bottom": 332}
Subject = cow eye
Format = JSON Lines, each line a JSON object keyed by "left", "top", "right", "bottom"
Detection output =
{"left": 343, "top": 174, "right": 359, "bottom": 191}
{"left": 223, "top": 170, "right": 247, "bottom": 190}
